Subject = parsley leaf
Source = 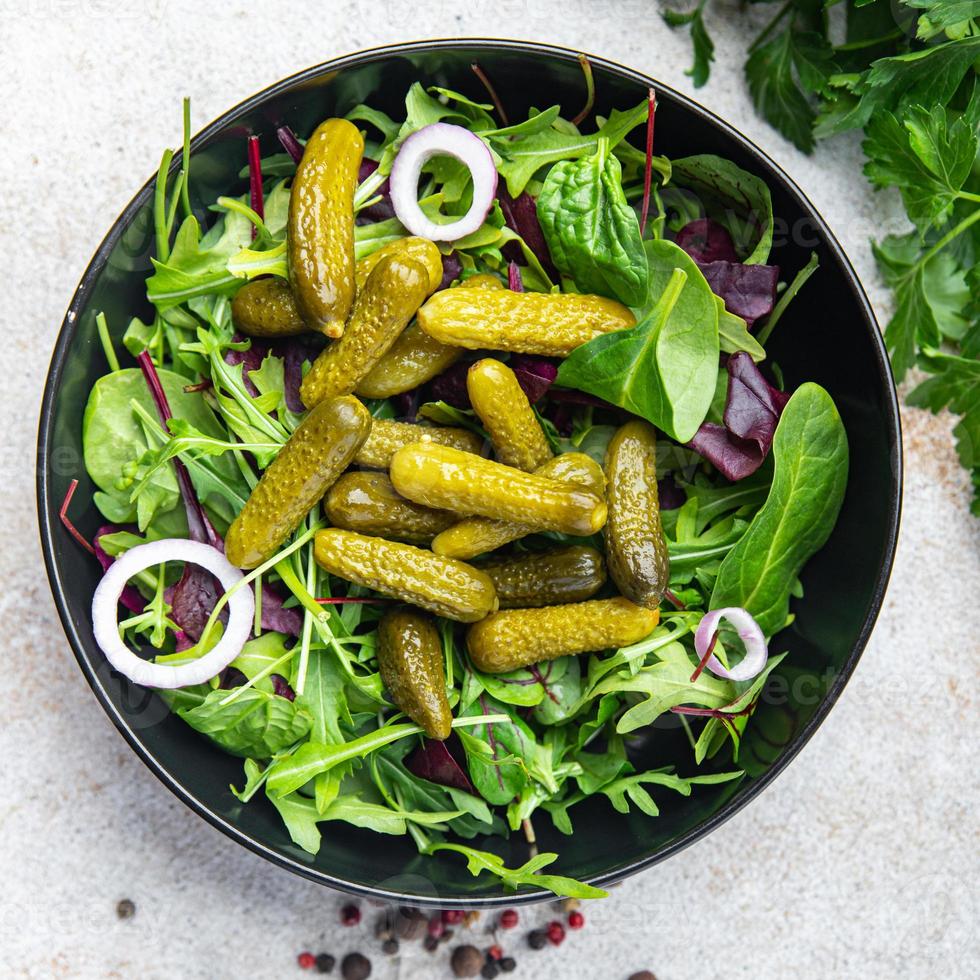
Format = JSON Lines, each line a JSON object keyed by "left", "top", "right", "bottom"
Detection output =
{"left": 663, "top": 1, "right": 715, "bottom": 88}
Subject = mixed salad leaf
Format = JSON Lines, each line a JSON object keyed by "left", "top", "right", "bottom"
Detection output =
{"left": 69, "top": 71, "right": 848, "bottom": 898}
{"left": 667, "top": 0, "right": 980, "bottom": 514}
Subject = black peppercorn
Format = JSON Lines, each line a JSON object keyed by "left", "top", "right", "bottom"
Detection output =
{"left": 499, "top": 957, "right": 516, "bottom": 973}
{"left": 628, "top": 973, "right": 657, "bottom": 980}
{"left": 340, "top": 952, "right": 371, "bottom": 980}
{"left": 423, "top": 934, "right": 439, "bottom": 952}
{"left": 527, "top": 929, "right": 548, "bottom": 950}
{"left": 481, "top": 963, "right": 500, "bottom": 979}
{"left": 314, "top": 952, "right": 335, "bottom": 974}
{"left": 116, "top": 899, "right": 135, "bottom": 920}
{"left": 381, "top": 939, "right": 398, "bottom": 956}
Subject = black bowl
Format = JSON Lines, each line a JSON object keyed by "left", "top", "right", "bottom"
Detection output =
{"left": 37, "top": 39, "right": 901, "bottom": 906}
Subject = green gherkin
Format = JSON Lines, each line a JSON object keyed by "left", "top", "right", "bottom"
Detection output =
{"left": 480, "top": 546, "right": 607, "bottom": 608}
{"left": 377, "top": 607, "right": 452, "bottom": 740}
{"left": 354, "top": 418, "right": 482, "bottom": 471}
{"left": 231, "top": 278, "right": 306, "bottom": 338}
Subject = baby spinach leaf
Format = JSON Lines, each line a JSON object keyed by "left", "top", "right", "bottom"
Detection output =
{"left": 537, "top": 138, "right": 649, "bottom": 306}
{"left": 556, "top": 240, "right": 719, "bottom": 442}
{"left": 178, "top": 687, "right": 313, "bottom": 759}
{"left": 670, "top": 155, "right": 774, "bottom": 264}
{"left": 532, "top": 656, "right": 583, "bottom": 726}
{"left": 425, "top": 843, "right": 608, "bottom": 899}
{"left": 710, "top": 383, "right": 849, "bottom": 636}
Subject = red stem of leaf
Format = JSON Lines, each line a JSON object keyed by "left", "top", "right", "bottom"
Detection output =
{"left": 59, "top": 478, "right": 95, "bottom": 555}
{"left": 639, "top": 88, "right": 656, "bottom": 237}
{"left": 247, "top": 136, "right": 264, "bottom": 240}
{"left": 470, "top": 62, "right": 509, "bottom": 127}
{"left": 276, "top": 125, "right": 303, "bottom": 164}
{"left": 570, "top": 54, "right": 595, "bottom": 127}
{"left": 136, "top": 351, "right": 216, "bottom": 547}
{"left": 183, "top": 379, "right": 213, "bottom": 393}
{"left": 663, "top": 588, "right": 686, "bottom": 610}
{"left": 670, "top": 700, "right": 759, "bottom": 721}
{"left": 528, "top": 664, "right": 560, "bottom": 705}
{"left": 689, "top": 629, "right": 718, "bottom": 684}
{"left": 507, "top": 261, "right": 524, "bottom": 292}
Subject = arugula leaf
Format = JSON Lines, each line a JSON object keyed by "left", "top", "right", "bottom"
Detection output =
{"left": 864, "top": 103, "right": 978, "bottom": 231}
{"left": 425, "top": 843, "right": 608, "bottom": 899}
{"left": 556, "top": 240, "right": 719, "bottom": 442}
{"left": 178, "top": 687, "right": 312, "bottom": 759}
{"left": 710, "top": 383, "right": 849, "bottom": 636}
{"left": 537, "top": 138, "right": 649, "bottom": 306}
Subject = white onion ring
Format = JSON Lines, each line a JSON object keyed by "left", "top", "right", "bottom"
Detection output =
{"left": 92, "top": 539, "right": 254, "bottom": 689}
{"left": 389, "top": 123, "right": 497, "bottom": 241}
{"left": 694, "top": 607, "right": 768, "bottom": 682}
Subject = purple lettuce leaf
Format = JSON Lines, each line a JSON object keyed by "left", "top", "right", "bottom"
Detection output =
{"left": 356, "top": 159, "right": 395, "bottom": 223}
{"left": 698, "top": 261, "right": 780, "bottom": 327}
{"left": 425, "top": 359, "right": 472, "bottom": 409}
{"left": 657, "top": 475, "right": 686, "bottom": 511}
{"left": 510, "top": 356, "right": 558, "bottom": 404}
{"left": 225, "top": 334, "right": 269, "bottom": 398}
{"left": 686, "top": 352, "right": 791, "bottom": 481}
{"left": 498, "top": 187, "right": 558, "bottom": 281}
{"left": 675, "top": 218, "right": 738, "bottom": 263}
{"left": 439, "top": 252, "right": 462, "bottom": 291}
{"left": 171, "top": 564, "right": 228, "bottom": 642}
{"left": 257, "top": 584, "right": 303, "bottom": 637}
{"left": 271, "top": 674, "right": 296, "bottom": 701}
{"left": 406, "top": 736, "right": 476, "bottom": 794}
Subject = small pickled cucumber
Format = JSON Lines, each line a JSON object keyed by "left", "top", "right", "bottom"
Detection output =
{"left": 355, "top": 323, "right": 463, "bottom": 399}
{"left": 481, "top": 546, "right": 606, "bottom": 608}
{"left": 313, "top": 528, "right": 498, "bottom": 622}
{"left": 466, "top": 598, "right": 659, "bottom": 673}
{"left": 604, "top": 420, "right": 670, "bottom": 608}
{"left": 390, "top": 445, "right": 606, "bottom": 537}
{"left": 288, "top": 118, "right": 363, "bottom": 338}
{"left": 457, "top": 273, "right": 504, "bottom": 290}
{"left": 377, "top": 607, "right": 452, "bottom": 739}
{"left": 231, "top": 278, "right": 306, "bottom": 338}
{"left": 417, "top": 288, "right": 636, "bottom": 356}
{"left": 225, "top": 395, "right": 371, "bottom": 568}
{"left": 467, "top": 358, "right": 553, "bottom": 471}
{"left": 300, "top": 255, "right": 430, "bottom": 408}
{"left": 355, "top": 236, "right": 444, "bottom": 295}
{"left": 354, "top": 418, "right": 483, "bottom": 470}
{"left": 431, "top": 451, "right": 606, "bottom": 559}
{"left": 324, "top": 471, "right": 455, "bottom": 543}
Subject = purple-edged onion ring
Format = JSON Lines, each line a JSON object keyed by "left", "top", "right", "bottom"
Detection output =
{"left": 694, "top": 606, "right": 768, "bottom": 682}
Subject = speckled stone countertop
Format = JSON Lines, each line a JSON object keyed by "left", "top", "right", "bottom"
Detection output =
{"left": 3, "top": 3, "right": 978, "bottom": 978}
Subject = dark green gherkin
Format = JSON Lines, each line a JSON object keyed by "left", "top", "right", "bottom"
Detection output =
{"left": 231, "top": 277, "right": 306, "bottom": 338}
{"left": 603, "top": 419, "right": 670, "bottom": 608}
{"left": 377, "top": 607, "right": 452, "bottom": 740}
{"left": 480, "top": 546, "right": 606, "bottom": 608}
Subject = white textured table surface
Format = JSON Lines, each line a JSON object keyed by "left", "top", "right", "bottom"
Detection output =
{"left": 3, "top": 3, "right": 978, "bottom": 979}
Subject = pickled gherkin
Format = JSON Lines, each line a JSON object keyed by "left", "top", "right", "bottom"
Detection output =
{"left": 313, "top": 528, "right": 498, "bottom": 622}
{"left": 354, "top": 418, "right": 482, "bottom": 470}
{"left": 355, "top": 323, "right": 463, "bottom": 399}
{"left": 480, "top": 546, "right": 606, "bottom": 608}
{"left": 431, "top": 451, "right": 605, "bottom": 559}
{"left": 604, "top": 420, "right": 670, "bottom": 608}
{"left": 231, "top": 278, "right": 306, "bottom": 338}
{"left": 377, "top": 607, "right": 452, "bottom": 739}
{"left": 417, "top": 288, "right": 636, "bottom": 357}
{"left": 390, "top": 445, "right": 606, "bottom": 537}
{"left": 288, "top": 118, "right": 363, "bottom": 338}
{"left": 355, "top": 237, "right": 444, "bottom": 295}
{"left": 324, "top": 471, "right": 455, "bottom": 543}
{"left": 467, "top": 358, "right": 553, "bottom": 471}
{"left": 355, "top": 273, "right": 503, "bottom": 399}
{"left": 225, "top": 395, "right": 371, "bottom": 569}
{"left": 467, "top": 598, "right": 659, "bottom": 673}
{"left": 300, "top": 255, "right": 430, "bottom": 409}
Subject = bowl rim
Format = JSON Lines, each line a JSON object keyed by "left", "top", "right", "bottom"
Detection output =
{"left": 36, "top": 37, "right": 903, "bottom": 907}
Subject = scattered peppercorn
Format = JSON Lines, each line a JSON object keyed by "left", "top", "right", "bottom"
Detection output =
{"left": 499, "top": 909, "right": 519, "bottom": 929}
{"left": 116, "top": 899, "right": 135, "bottom": 920}
{"left": 451, "top": 944, "right": 484, "bottom": 977}
{"left": 381, "top": 939, "right": 398, "bottom": 956}
{"left": 559, "top": 898, "right": 580, "bottom": 913}
{"left": 442, "top": 909, "right": 465, "bottom": 924}
{"left": 394, "top": 907, "right": 428, "bottom": 940}
{"left": 499, "top": 957, "right": 517, "bottom": 973}
{"left": 341, "top": 904, "right": 362, "bottom": 927}
{"left": 527, "top": 929, "right": 548, "bottom": 950}
{"left": 428, "top": 916, "right": 445, "bottom": 939}
{"left": 315, "top": 953, "right": 336, "bottom": 974}
{"left": 486, "top": 945, "right": 503, "bottom": 961}
{"left": 568, "top": 910, "right": 585, "bottom": 929}
{"left": 424, "top": 935, "right": 439, "bottom": 953}
{"left": 481, "top": 963, "right": 500, "bottom": 979}
{"left": 340, "top": 952, "right": 371, "bottom": 980}
{"left": 297, "top": 951, "right": 316, "bottom": 970}
{"left": 627, "top": 973, "right": 656, "bottom": 980}
{"left": 441, "top": 928, "right": 455, "bottom": 945}
{"left": 546, "top": 921, "right": 565, "bottom": 946}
